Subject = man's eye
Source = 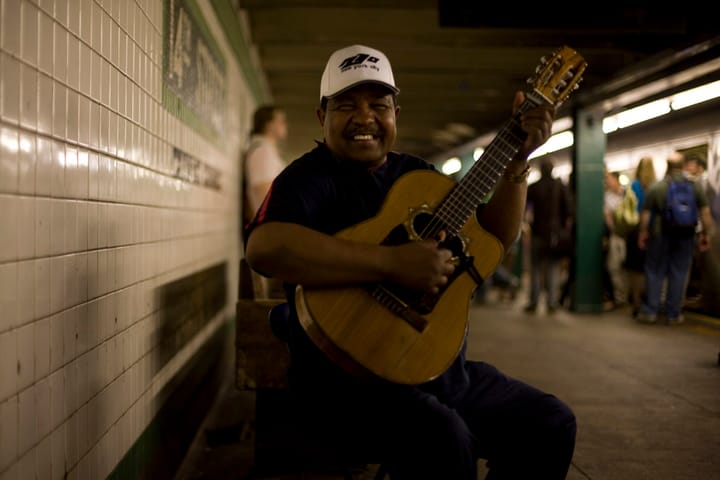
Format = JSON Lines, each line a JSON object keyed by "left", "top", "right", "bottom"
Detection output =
{"left": 335, "top": 104, "right": 355, "bottom": 111}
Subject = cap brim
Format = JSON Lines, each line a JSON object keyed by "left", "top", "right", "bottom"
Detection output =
{"left": 323, "top": 80, "right": 400, "bottom": 100}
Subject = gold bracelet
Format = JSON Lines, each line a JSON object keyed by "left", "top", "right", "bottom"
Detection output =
{"left": 503, "top": 164, "right": 531, "bottom": 184}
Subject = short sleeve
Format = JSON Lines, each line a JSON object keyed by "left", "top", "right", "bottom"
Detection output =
{"left": 244, "top": 161, "right": 332, "bottom": 242}
{"left": 245, "top": 143, "right": 285, "bottom": 185}
{"left": 694, "top": 181, "right": 709, "bottom": 208}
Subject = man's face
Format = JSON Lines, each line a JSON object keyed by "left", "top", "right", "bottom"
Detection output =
{"left": 684, "top": 160, "right": 700, "bottom": 176}
{"left": 268, "top": 110, "right": 288, "bottom": 142}
{"left": 317, "top": 84, "right": 400, "bottom": 167}
{"left": 605, "top": 172, "right": 620, "bottom": 191}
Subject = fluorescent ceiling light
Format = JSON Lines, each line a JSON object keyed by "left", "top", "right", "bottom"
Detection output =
{"left": 551, "top": 116, "right": 572, "bottom": 134}
{"left": 616, "top": 99, "right": 671, "bottom": 128}
{"left": 528, "top": 130, "right": 574, "bottom": 160}
{"left": 473, "top": 147, "right": 484, "bottom": 161}
{"left": 602, "top": 117, "right": 619, "bottom": 134}
{"left": 442, "top": 157, "right": 462, "bottom": 175}
{"left": 670, "top": 80, "right": 720, "bottom": 110}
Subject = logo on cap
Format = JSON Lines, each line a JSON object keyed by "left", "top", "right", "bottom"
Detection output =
{"left": 339, "top": 54, "right": 380, "bottom": 72}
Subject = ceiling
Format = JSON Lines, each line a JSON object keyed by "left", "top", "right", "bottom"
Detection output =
{"left": 235, "top": 1, "right": 720, "bottom": 164}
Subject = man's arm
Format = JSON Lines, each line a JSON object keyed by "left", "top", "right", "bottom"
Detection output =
{"left": 637, "top": 209, "right": 651, "bottom": 250}
{"left": 246, "top": 222, "right": 455, "bottom": 294}
{"left": 479, "top": 161, "right": 529, "bottom": 250}
{"left": 603, "top": 203, "right": 616, "bottom": 235}
{"left": 698, "top": 206, "right": 713, "bottom": 251}
{"left": 248, "top": 181, "right": 273, "bottom": 214}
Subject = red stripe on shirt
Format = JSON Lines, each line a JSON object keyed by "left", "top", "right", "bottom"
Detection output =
{"left": 253, "top": 181, "right": 274, "bottom": 225}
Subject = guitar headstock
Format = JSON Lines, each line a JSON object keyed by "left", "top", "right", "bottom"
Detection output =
{"left": 528, "top": 45, "right": 587, "bottom": 106}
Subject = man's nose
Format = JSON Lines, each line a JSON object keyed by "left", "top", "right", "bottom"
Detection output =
{"left": 353, "top": 103, "right": 375, "bottom": 123}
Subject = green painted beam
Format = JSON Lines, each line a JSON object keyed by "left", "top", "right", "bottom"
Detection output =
{"left": 572, "top": 106, "right": 606, "bottom": 313}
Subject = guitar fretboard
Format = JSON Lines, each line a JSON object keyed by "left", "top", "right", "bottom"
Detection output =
{"left": 422, "top": 92, "right": 544, "bottom": 238}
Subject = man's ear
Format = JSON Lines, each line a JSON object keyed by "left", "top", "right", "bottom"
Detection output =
{"left": 395, "top": 105, "right": 401, "bottom": 120}
{"left": 316, "top": 108, "right": 326, "bottom": 127}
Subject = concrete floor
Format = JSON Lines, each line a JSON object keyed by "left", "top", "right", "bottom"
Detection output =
{"left": 175, "top": 296, "right": 720, "bottom": 480}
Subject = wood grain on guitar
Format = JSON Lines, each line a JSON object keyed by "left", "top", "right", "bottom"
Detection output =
{"left": 296, "top": 46, "right": 587, "bottom": 385}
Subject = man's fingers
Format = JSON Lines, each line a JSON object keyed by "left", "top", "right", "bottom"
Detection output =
{"left": 512, "top": 91, "right": 525, "bottom": 113}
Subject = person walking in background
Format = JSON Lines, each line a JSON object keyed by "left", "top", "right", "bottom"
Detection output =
{"left": 524, "top": 157, "right": 574, "bottom": 313}
{"left": 603, "top": 170, "right": 628, "bottom": 310}
{"left": 243, "top": 105, "right": 289, "bottom": 226}
{"left": 637, "top": 151, "right": 713, "bottom": 324}
{"left": 624, "top": 156, "right": 657, "bottom": 318}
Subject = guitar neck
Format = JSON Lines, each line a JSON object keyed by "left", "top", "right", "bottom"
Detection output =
{"left": 433, "top": 93, "right": 544, "bottom": 236}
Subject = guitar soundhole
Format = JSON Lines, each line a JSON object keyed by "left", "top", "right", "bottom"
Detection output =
{"left": 379, "top": 213, "right": 466, "bottom": 315}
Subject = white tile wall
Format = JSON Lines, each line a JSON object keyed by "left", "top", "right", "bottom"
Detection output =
{"left": 0, "top": 0, "right": 250, "bottom": 478}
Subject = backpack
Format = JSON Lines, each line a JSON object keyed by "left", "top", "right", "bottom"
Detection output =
{"left": 663, "top": 178, "right": 698, "bottom": 236}
{"left": 613, "top": 187, "right": 639, "bottom": 237}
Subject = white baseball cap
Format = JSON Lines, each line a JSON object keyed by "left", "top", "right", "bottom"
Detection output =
{"left": 319, "top": 44, "right": 400, "bottom": 101}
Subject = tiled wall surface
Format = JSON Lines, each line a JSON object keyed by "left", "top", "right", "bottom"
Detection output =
{"left": 0, "top": 0, "right": 250, "bottom": 478}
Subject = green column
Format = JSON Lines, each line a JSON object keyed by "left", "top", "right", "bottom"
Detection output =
{"left": 572, "top": 106, "right": 606, "bottom": 312}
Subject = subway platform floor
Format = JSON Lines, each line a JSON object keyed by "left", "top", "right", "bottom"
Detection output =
{"left": 174, "top": 296, "right": 720, "bottom": 480}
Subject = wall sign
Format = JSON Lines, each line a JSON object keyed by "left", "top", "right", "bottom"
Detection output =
{"left": 173, "top": 147, "right": 221, "bottom": 190}
{"left": 163, "top": 0, "right": 226, "bottom": 140}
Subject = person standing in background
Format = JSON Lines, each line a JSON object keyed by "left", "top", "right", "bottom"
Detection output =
{"left": 683, "top": 153, "right": 711, "bottom": 310}
{"left": 243, "top": 105, "right": 288, "bottom": 226}
{"left": 603, "top": 170, "right": 627, "bottom": 310}
{"left": 242, "top": 105, "right": 288, "bottom": 298}
{"left": 624, "top": 156, "right": 657, "bottom": 318}
{"left": 684, "top": 153, "right": 708, "bottom": 192}
{"left": 638, "top": 151, "right": 713, "bottom": 324}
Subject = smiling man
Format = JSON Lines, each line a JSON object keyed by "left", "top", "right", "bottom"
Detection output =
{"left": 245, "top": 44, "right": 576, "bottom": 479}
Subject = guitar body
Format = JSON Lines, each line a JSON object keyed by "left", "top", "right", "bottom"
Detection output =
{"left": 295, "top": 170, "right": 504, "bottom": 385}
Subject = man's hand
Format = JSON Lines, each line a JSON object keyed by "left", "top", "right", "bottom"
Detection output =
{"left": 383, "top": 235, "right": 456, "bottom": 294}
{"left": 513, "top": 91, "right": 556, "bottom": 160}
{"left": 698, "top": 231, "right": 711, "bottom": 252}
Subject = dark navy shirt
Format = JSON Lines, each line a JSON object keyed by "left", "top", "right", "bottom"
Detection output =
{"left": 246, "top": 142, "right": 471, "bottom": 404}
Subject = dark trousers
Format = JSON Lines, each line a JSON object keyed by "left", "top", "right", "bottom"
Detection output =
{"left": 293, "top": 361, "right": 577, "bottom": 480}
{"left": 642, "top": 234, "right": 695, "bottom": 318}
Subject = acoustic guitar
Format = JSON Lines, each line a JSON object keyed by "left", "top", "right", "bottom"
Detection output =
{"left": 295, "top": 45, "right": 587, "bottom": 385}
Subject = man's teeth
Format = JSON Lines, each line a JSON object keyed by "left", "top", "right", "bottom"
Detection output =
{"left": 353, "top": 134, "right": 374, "bottom": 140}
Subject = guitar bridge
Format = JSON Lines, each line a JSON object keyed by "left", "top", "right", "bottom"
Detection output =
{"left": 371, "top": 285, "right": 428, "bottom": 332}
